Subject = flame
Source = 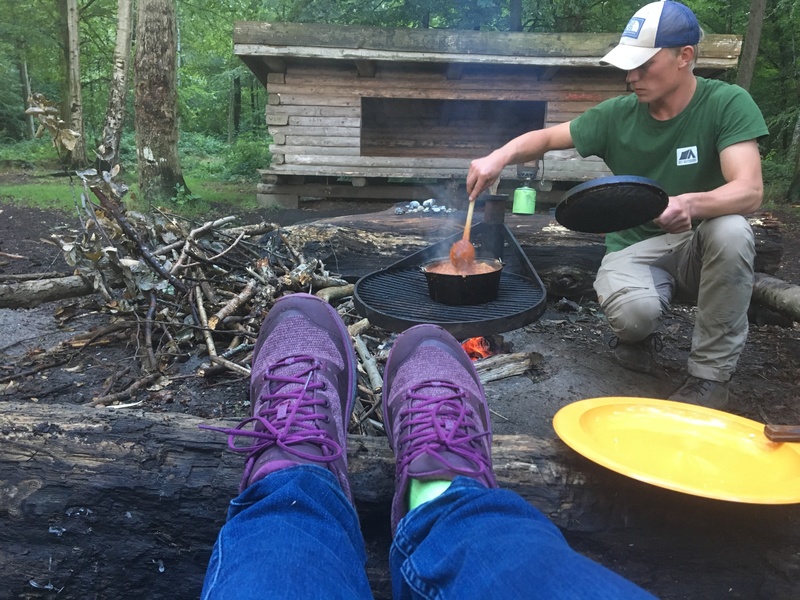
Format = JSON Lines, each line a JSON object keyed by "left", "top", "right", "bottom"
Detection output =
{"left": 462, "top": 337, "right": 493, "bottom": 361}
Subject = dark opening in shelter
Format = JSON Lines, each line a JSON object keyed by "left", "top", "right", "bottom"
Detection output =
{"left": 361, "top": 98, "right": 546, "bottom": 159}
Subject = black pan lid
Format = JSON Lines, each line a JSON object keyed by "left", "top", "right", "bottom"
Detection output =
{"left": 555, "top": 175, "right": 668, "bottom": 234}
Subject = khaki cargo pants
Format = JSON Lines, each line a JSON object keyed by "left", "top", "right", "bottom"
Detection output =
{"left": 593, "top": 215, "right": 755, "bottom": 382}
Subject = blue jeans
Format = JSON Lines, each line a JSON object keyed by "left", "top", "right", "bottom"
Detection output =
{"left": 201, "top": 466, "right": 655, "bottom": 599}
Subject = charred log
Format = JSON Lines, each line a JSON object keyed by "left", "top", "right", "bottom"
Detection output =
{"left": 1, "top": 402, "right": 798, "bottom": 600}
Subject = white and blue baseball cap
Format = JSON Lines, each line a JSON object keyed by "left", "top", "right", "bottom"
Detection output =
{"left": 601, "top": 1, "right": 702, "bottom": 70}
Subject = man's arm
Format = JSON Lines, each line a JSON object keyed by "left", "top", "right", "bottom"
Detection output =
{"left": 654, "top": 140, "right": 764, "bottom": 234}
{"left": 466, "top": 121, "right": 575, "bottom": 201}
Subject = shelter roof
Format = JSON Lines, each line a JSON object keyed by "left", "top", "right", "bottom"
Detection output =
{"left": 234, "top": 21, "right": 741, "bottom": 83}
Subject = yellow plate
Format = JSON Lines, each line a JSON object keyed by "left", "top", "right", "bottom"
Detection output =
{"left": 552, "top": 397, "right": 800, "bottom": 504}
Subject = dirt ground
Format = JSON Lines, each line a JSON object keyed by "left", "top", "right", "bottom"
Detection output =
{"left": 2, "top": 197, "right": 799, "bottom": 432}
{"left": 2, "top": 189, "right": 800, "bottom": 598}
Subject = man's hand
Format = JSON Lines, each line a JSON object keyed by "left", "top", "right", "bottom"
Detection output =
{"left": 466, "top": 153, "right": 505, "bottom": 202}
{"left": 654, "top": 195, "right": 693, "bottom": 233}
{"left": 465, "top": 122, "right": 575, "bottom": 202}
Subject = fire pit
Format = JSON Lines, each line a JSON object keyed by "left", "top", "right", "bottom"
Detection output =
{"left": 354, "top": 219, "right": 546, "bottom": 338}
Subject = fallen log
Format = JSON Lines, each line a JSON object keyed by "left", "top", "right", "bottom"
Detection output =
{"left": 1, "top": 402, "right": 798, "bottom": 599}
{"left": 0, "top": 274, "right": 93, "bottom": 308}
{"left": 285, "top": 208, "right": 798, "bottom": 321}
{"left": 1, "top": 210, "right": 784, "bottom": 312}
{"left": 752, "top": 272, "right": 800, "bottom": 323}
{"left": 284, "top": 208, "right": 784, "bottom": 299}
{"left": 0, "top": 272, "right": 67, "bottom": 282}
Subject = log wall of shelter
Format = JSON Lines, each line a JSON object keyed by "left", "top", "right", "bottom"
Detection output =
{"left": 264, "top": 63, "right": 623, "bottom": 181}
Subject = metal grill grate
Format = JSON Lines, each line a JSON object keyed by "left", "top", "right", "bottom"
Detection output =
{"left": 353, "top": 222, "right": 547, "bottom": 338}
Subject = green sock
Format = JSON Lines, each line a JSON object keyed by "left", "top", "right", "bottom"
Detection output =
{"left": 408, "top": 479, "right": 452, "bottom": 511}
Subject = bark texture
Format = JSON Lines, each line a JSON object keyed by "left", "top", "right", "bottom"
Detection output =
{"left": 99, "top": 0, "right": 135, "bottom": 169}
{"left": 16, "top": 41, "right": 35, "bottom": 139}
{"left": 735, "top": 0, "right": 766, "bottom": 90}
{"left": 2, "top": 402, "right": 799, "bottom": 599}
{"left": 64, "top": 0, "right": 88, "bottom": 166}
{"left": 134, "top": 0, "right": 187, "bottom": 202}
{"left": 0, "top": 275, "right": 93, "bottom": 309}
{"left": 752, "top": 272, "right": 800, "bottom": 322}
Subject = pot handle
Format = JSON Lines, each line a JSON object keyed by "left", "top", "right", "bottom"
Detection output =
{"left": 764, "top": 424, "right": 800, "bottom": 443}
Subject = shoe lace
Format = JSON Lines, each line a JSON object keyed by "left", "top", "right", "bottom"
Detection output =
{"left": 608, "top": 333, "right": 663, "bottom": 352}
{"left": 200, "top": 355, "right": 342, "bottom": 464}
{"left": 395, "top": 380, "right": 493, "bottom": 480}
{"left": 677, "top": 376, "right": 713, "bottom": 395}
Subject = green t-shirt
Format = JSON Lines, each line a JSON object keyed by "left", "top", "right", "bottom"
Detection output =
{"left": 569, "top": 77, "right": 768, "bottom": 253}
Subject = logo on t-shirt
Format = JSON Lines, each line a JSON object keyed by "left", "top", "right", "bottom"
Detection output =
{"left": 676, "top": 146, "right": 698, "bottom": 166}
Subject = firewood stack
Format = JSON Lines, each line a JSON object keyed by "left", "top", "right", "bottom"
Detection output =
{"left": 41, "top": 169, "right": 392, "bottom": 432}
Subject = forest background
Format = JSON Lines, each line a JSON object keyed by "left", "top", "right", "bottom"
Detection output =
{"left": 0, "top": 0, "right": 798, "bottom": 207}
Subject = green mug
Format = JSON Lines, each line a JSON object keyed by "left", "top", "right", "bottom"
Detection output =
{"left": 513, "top": 185, "right": 536, "bottom": 214}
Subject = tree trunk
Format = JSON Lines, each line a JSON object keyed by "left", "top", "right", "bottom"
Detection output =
{"left": 509, "top": 0, "right": 523, "bottom": 32}
{"left": 787, "top": 113, "right": 800, "bottom": 203}
{"left": 735, "top": 0, "right": 766, "bottom": 90}
{"left": 233, "top": 74, "right": 241, "bottom": 137}
{"left": 16, "top": 42, "right": 35, "bottom": 140}
{"left": 99, "top": 0, "right": 134, "bottom": 171}
{"left": 134, "top": 0, "right": 188, "bottom": 203}
{"left": 65, "top": 0, "right": 88, "bottom": 167}
{"left": 227, "top": 75, "right": 241, "bottom": 143}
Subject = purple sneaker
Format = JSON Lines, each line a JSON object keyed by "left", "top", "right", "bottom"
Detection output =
{"left": 383, "top": 324, "right": 497, "bottom": 531}
{"left": 201, "top": 293, "right": 357, "bottom": 501}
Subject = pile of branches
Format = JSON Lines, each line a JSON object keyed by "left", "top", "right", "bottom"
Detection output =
{"left": 43, "top": 169, "right": 392, "bottom": 434}
{"left": 9, "top": 93, "right": 389, "bottom": 434}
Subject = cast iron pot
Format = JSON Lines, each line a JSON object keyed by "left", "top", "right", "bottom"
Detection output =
{"left": 421, "top": 258, "right": 503, "bottom": 305}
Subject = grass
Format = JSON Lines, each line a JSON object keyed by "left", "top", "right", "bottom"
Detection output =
{"left": 0, "top": 179, "right": 80, "bottom": 212}
{"left": 0, "top": 169, "right": 261, "bottom": 219}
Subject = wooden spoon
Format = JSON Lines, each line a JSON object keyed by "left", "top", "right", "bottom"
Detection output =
{"left": 449, "top": 199, "right": 476, "bottom": 269}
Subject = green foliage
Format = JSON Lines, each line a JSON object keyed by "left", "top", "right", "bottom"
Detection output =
{"left": 2, "top": 0, "right": 799, "bottom": 194}
{"left": 124, "top": 175, "right": 260, "bottom": 217}
{"left": 179, "top": 176, "right": 260, "bottom": 213}
{"left": 172, "top": 182, "right": 203, "bottom": 206}
{"left": 0, "top": 174, "right": 259, "bottom": 218}
{"left": 118, "top": 130, "right": 137, "bottom": 168}
{"left": 0, "top": 52, "right": 26, "bottom": 141}
{"left": 177, "top": 132, "right": 227, "bottom": 179}
{"left": 175, "top": 131, "right": 269, "bottom": 182}
{"left": 761, "top": 151, "right": 794, "bottom": 204}
{"left": 0, "top": 137, "right": 61, "bottom": 163}
{"left": 221, "top": 133, "right": 271, "bottom": 181}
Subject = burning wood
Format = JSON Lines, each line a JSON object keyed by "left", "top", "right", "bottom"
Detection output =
{"left": 462, "top": 336, "right": 493, "bottom": 360}
{"left": 461, "top": 335, "right": 510, "bottom": 360}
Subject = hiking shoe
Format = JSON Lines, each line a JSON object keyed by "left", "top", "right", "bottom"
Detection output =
{"left": 608, "top": 334, "right": 663, "bottom": 375}
{"left": 383, "top": 324, "right": 497, "bottom": 532}
{"left": 201, "top": 293, "right": 357, "bottom": 501}
{"left": 668, "top": 376, "right": 729, "bottom": 409}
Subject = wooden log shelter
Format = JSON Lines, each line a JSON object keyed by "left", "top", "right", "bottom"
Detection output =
{"left": 234, "top": 21, "right": 743, "bottom": 208}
